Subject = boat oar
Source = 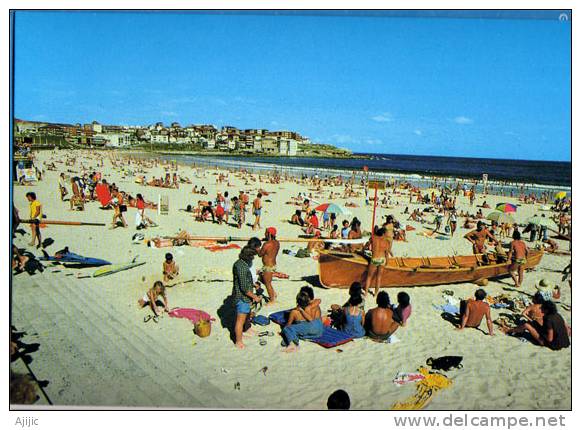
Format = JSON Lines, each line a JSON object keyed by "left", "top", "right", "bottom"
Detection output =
{"left": 20, "top": 219, "right": 106, "bottom": 227}
{"left": 159, "top": 235, "right": 364, "bottom": 244}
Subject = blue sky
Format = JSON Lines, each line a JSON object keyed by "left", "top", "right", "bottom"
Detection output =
{"left": 13, "top": 11, "right": 571, "bottom": 161}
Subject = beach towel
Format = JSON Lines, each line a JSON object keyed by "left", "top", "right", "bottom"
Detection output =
{"left": 432, "top": 304, "right": 460, "bottom": 314}
{"left": 269, "top": 310, "right": 354, "bottom": 348}
{"left": 393, "top": 372, "right": 426, "bottom": 386}
{"left": 391, "top": 366, "right": 453, "bottom": 410}
{"left": 168, "top": 308, "right": 215, "bottom": 325}
{"left": 95, "top": 183, "right": 112, "bottom": 207}
{"left": 205, "top": 243, "right": 241, "bottom": 252}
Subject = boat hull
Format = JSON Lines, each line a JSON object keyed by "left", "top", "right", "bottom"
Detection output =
{"left": 317, "top": 250, "right": 543, "bottom": 288}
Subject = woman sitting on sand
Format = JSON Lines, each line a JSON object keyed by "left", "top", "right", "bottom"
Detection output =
{"left": 281, "top": 288, "right": 324, "bottom": 352}
{"left": 392, "top": 292, "right": 412, "bottom": 327}
{"left": 341, "top": 293, "right": 366, "bottom": 339}
{"left": 304, "top": 211, "right": 320, "bottom": 235}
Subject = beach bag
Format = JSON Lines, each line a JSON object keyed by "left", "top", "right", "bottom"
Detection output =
{"left": 194, "top": 319, "right": 211, "bottom": 338}
{"left": 426, "top": 356, "right": 463, "bottom": 371}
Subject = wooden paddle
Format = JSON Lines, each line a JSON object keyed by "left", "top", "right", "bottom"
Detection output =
{"left": 20, "top": 219, "right": 106, "bottom": 227}
{"left": 158, "top": 234, "right": 365, "bottom": 244}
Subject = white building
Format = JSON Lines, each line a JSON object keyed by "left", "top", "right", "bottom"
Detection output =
{"left": 151, "top": 133, "right": 169, "bottom": 144}
{"left": 98, "top": 132, "right": 132, "bottom": 148}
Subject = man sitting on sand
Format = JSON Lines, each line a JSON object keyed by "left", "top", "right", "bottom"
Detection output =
{"left": 364, "top": 291, "right": 399, "bottom": 342}
{"left": 258, "top": 227, "right": 280, "bottom": 305}
{"left": 456, "top": 288, "right": 494, "bottom": 336}
{"left": 501, "top": 301, "right": 570, "bottom": 350}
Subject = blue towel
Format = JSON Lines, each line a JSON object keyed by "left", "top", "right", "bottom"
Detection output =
{"left": 433, "top": 304, "right": 460, "bottom": 314}
{"left": 269, "top": 310, "right": 354, "bottom": 348}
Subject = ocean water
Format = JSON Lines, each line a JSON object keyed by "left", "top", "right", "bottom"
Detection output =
{"left": 139, "top": 152, "right": 571, "bottom": 194}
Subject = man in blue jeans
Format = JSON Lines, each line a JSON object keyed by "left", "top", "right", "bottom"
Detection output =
{"left": 232, "top": 246, "right": 262, "bottom": 349}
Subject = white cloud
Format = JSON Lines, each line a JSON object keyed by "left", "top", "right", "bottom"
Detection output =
{"left": 365, "top": 138, "right": 383, "bottom": 145}
{"left": 454, "top": 116, "right": 473, "bottom": 124}
{"left": 414, "top": 129, "right": 423, "bottom": 136}
{"left": 332, "top": 134, "right": 356, "bottom": 144}
{"left": 371, "top": 112, "right": 393, "bottom": 123}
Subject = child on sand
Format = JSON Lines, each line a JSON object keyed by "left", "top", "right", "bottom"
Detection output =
{"left": 138, "top": 281, "right": 168, "bottom": 318}
{"left": 163, "top": 253, "right": 180, "bottom": 282}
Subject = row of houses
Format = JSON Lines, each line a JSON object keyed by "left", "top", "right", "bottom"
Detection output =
{"left": 14, "top": 119, "right": 307, "bottom": 156}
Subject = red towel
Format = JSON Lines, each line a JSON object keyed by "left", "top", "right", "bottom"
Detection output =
{"left": 205, "top": 243, "right": 241, "bottom": 252}
{"left": 168, "top": 308, "right": 214, "bottom": 324}
{"left": 95, "top": 183, "right": 111, "bottom": 206}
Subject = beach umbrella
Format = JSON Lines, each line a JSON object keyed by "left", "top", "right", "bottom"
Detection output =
{"left": 314, "top": 202, "right": 352, "bottom": 216}
{"left": 495, "top": 203, "right": 517, "bottom": 213}
{"left": 486, "top": 211, "right": 516, "bottom": 225}
{"left": 555, "top": 191, "right": 567, "bottom": 200}
{"left": 526, "top": 216, "right": 555, "bottom": 228}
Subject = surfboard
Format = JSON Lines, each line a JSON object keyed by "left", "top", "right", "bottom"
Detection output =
{"left": 41, "top": 250, "right": 111, "bottom": 266}
{"left": 92, "top": 258, "right": 146, "bottom": 277}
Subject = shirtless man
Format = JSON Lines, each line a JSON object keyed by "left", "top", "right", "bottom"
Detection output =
{"left": 364, "top": 291, "right": 399, "bottom": 342}
{"left": 252, "top": 193, "right": 262, "bottom": 231}
{"left": 364, "top": 227, "right": 390, "bottom": 297}
{"left": 383, "top": 215, "right": 395, "bottom": 256}
{"left": 464, "top": 221, "right": 498, "bottom": 255}
{"left": 507, "top": 230, "right": 528, "bottom": 288}
{"left": 457, "top": 288, "right": 494, "bottom": 336}
{"left": 258, "top": 227, "right": 280, "bottom": 304}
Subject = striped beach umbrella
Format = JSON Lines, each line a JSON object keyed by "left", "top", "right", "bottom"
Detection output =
{"left": 495, "top": 203, "right": 517, "bottom": 213}
{"left": 314, "top": 202, "right": 352, "bottom": 216}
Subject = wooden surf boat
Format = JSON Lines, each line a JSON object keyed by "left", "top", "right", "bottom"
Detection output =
{"left": 317, "top": 249, "right": 543, "bottom": 288}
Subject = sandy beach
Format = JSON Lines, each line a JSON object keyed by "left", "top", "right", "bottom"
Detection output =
{"left": 10, "top": 149, "right": 572, "bottom": 410}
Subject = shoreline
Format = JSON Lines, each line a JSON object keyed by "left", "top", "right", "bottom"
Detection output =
{"left": 125, "top": 151, "right": 571, "bottom": 194}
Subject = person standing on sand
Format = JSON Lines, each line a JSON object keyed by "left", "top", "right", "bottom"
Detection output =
{"left": 26, "top": 192, "right": 42, "bottom": 248}
{"left": 223, "top": 191, "right": 231, "bottom": 223}
{"left": 252, "top": 193, "right": 263, "bottom": 231}
{"left": 232, "top": 246, "right": 262, "bottom": 349}
{"left": 58, "top": 172, "right": 68, "bottom": 201}
{"left": 110, "top": 189, "right": 128, "bottom": 229}
{"left": 507, "top": 230, "right": 528, "bottom": 288}
{"left": 456, "top": 288, "right": 494, "bottom": 336}
{"left": 364, "top": 226, "right": 390, "bottom": 297}
{"left": 258, "top": 227, "right": 280, "bottom": 305}
{"left": 382, "top": 215, "right": 395, "bottom": 256}
{"left": 464, "top": 221, "right": 497, "bottom": 255}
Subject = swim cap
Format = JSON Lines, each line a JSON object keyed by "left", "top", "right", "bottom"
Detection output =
{"left": 266, "top": 227, "right": 277, "bottom": 237}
